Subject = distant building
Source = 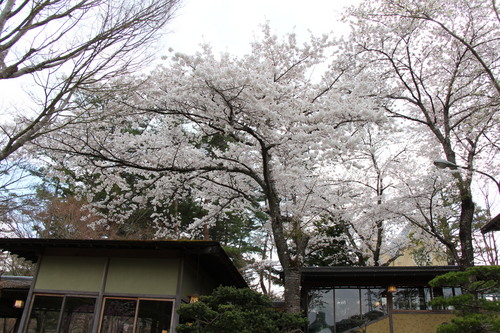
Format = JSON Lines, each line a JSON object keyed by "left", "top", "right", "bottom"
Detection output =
{"left": 302, "top": 266, "right": 461, "bottom": 333}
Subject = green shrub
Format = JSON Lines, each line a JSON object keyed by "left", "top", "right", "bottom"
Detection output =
{"left": 176, "top": 286, "right": 307, "bottom": 333}
{"left": 429, "top": 266, "right": 500, "bottom": 333}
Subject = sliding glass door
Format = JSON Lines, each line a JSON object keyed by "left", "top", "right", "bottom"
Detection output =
{"left": 25, "top": 295, "right": 173, "bottom": 333}
{"left": 27, "top": 295, "right": 96, "bottom": 333}
{"left": 100, "top": 298, "right": 173, "bottom": 333}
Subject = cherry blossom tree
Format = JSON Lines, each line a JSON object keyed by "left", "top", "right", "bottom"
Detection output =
{"left": 0, "top": 0, "right": 181, "bottom": 242}
{"left": 347, "top": 0, "right": 500, "bottom": 267}
{"left": 39, "top": 26, "right": 383, "bottom": 312}
{"left": 331, "top": 124, "right": 415, "bottom": 266}
{"left": 0, "top": 0, "right": 181, "bottom": 162}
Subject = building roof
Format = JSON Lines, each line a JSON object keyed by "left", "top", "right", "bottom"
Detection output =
{"left": 0, "top": 238, "right": 247, "bottom": 288}
{"left": 301, "top": 265, "right": 460, "bottom": 288}
{"left": 481, "top": 213, "right": 500, "bottom": 234}
{"left": 0, "top": 276, "right": 32, "bottom": 318}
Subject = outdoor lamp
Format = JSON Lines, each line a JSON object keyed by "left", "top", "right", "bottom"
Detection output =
{"left": 433, "top": 159, "right": 500, "bottom": 193}
{"left": 189, "top": 295, "right": 199, "bottom": 303}
{"left": 433, "top": 159, "right": 459, "bottom": 169}
{"left": 387, "top": 286, "right": 397, "bottom": 293}
{"left": 14, "top": 300, "right": 24, "bottom": 308}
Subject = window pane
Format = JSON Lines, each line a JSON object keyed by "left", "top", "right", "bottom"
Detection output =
{"left": 1, "top": 318, "right": 19, "bottom": 333}
{"left": 100, "top": 299, "right": 137, "bottom": 333}
{"left": 335, "top": 289, "right": 361, "bottom": 333}
{"left": 360, "top": 288, "right": 386, "bottom": 321}
{"left": 27, "top": 295, "right": 64, "bottom": 333}
{"left": 393, "top": 287, "right": 430, "bottom": 310}
{"left": 422, "top": 287, "right": 432, "bottom": 310}
{"left": 393, "top": 288, "right": 417, "bottom": 310}
{"left": 59, "top": 297, "right": 96, "bottom": 333}
{"left": 307, "top": 289, "right": 334, "bottom": 333}
{"left": 135, "top": 300, "right": 173, "bottom": 333}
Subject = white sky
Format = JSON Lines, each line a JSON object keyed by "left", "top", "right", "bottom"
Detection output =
{"left": 160, "top": 0, "right": 360, "bottom": 55}
{"left": 1, "top": 0, "right": 362, "bottom": 119}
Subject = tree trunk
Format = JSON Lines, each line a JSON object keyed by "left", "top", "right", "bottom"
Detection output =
{"left": 282, "top": 266, "right": 303, "bottom": 313}
{"left": 458, "top": 193, "right": 475, "bottom": 268}
{"left": 270, "top": 213, "right": 304, "bottom": 313}
{"left": 262, "top": 145, "right": 307, "bottom": 313}
{"left": 443, "top": 146, "right": 475, "bottom": 268}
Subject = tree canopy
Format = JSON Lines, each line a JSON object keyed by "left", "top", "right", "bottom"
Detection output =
{"left": 1, "top": 0, "right": 498, "bottom": 314}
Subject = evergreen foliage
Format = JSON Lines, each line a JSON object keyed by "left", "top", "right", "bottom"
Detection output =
{"left": 429, "top": 266, "right": 500, "bottom": 333}
{"left": 176, "top": 286, "right": 307, "bottom": 333}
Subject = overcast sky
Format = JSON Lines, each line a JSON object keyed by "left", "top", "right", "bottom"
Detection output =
{"left": 0, "top": 0, "right": 361, "bottom": 119}
{"left": 161, "top": 0, "right": 361, "bottom": 55}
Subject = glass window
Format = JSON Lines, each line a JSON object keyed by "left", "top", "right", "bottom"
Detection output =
{"left": 59, "top": 297, "right": 96, "bottom": 333}
{"left": 435, "top": 287, "right": 462, "bottom": 310}
{"left": 360, "top": 288, "right": 386, "bottom": 321}
{"left": 307, "top": 285, "right": 450, "bottom": 333}
{"left": 0, "top": 318, "right": 18, "bottom": 333}
{"left": 136, "top": 300, "right": 173, "bottom": 333}
{"left": 100, "top": 298, "right": 173, "bottom": 333}
{"left": 100, "top": 299, "right": 137, "bottom": 333}
{"left": 393, "top": 288, "right": 417, "bottom": 310}
{"left": 26, "top": 295, "right": 97, "bottom": 333}
{"left": 422, "top": 288, "right": 432, "bottom": 310}
{"left": 307, "top": 289, "right": 334, "bottom": 333}
{"left": 27, "top": 295, "right": 64, "bottom": 333}
{"left": 393, "top": 287, "right": 432, "bottom": 310}
{"left": 334, "top": 289, "right": 361, "bottom": 333}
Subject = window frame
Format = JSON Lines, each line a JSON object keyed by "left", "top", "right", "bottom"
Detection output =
{"left": 306, "top": 286, "right": 460, "bottom": 333}
{"left": 98, "top": 296, "right": 175, "bottom": 333}
{"left": 26, "top": 293, "right": 98, "bottom": 333}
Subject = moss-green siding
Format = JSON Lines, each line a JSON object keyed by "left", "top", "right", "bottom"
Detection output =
{"left": 359, "top": 312, "right": 456, "bottom": 333}
{"left": 392, "top": 313, "right": 456, "bottom": 333}
{"left": 361, "top": 315, "right": 390, "bottom": 333}
{"left": 105, "top": 258, "right": 179, "bottom": 295}
{"left": 180, "top": 260, "right": 219, "bottom": 298}
{"left": 35, "top": 256, "right": 105, "bottom": 292}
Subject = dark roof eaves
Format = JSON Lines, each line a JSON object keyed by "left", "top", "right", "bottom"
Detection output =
{"left": 0, "top": 238, "right": 248, "bottom": 288}
{"left": 302, "top": 265, "right": 460, "bottom": 276}
{"left": 481, "top": 213, "right": 500, "bottom": 233}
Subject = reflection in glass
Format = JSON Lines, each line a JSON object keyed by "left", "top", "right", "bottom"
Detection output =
{"left": 136, "top": 300, "right": 173, "bottom": 333}
{"left": 306, "top": 286, "right": 462, "bottom": 332}
{"left": 59, "top": 297, "right": 96, "bottom": 333}
{"left": 307, "top": 289, "right": 334, "bottom": 333}
{"left": 393, "top": 287, "right": 432, "bottom": 310}
{"left": 435, "top": 287, "right": 462, "bottom": 310}
{"left": 100, "top": 299, "right": 137, "bottom": 333}
{"left": 361, "top": 288, "right": 386, "bottom": 321}
{"left": 334, "top": 289, "right": 361, "bottom": 333}
{"left": 27, "top": 295, "right": 64, "bottom": 333}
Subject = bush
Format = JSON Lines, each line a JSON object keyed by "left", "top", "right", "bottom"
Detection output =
{"left": 176, "top": 286, "right": 307, "bottom": 333}
{"left": 429, "top": 266, "right": 500, "bottom": 333}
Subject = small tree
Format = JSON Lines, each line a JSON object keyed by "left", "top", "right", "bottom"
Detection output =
{"left": 176, "top": 286, "right": 307, "bottom": 333}
{"left": 429, "top": 266, "right": 500, "bottom": 333}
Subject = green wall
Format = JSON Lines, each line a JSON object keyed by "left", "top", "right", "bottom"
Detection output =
{"left": 105, "top": 257, "right": 179, "bottom": 295}
{"left": 35, "top": 256, "right": 105, "bottom": 292}
{"left": 34, "top": 255, "right": 210, "bottom": 298}
{"left": 180, "top": 260, "right": 218, "bottom": 298}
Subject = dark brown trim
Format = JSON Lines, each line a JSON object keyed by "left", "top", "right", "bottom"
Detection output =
{"left": 17, "top": 254, "right": 43, "bottom": 333}
{"left": 302, "top": 266, "right": 459, "bottom": 288}
{"left": 481, "top": 213, "right": 500, "bottom": 233}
